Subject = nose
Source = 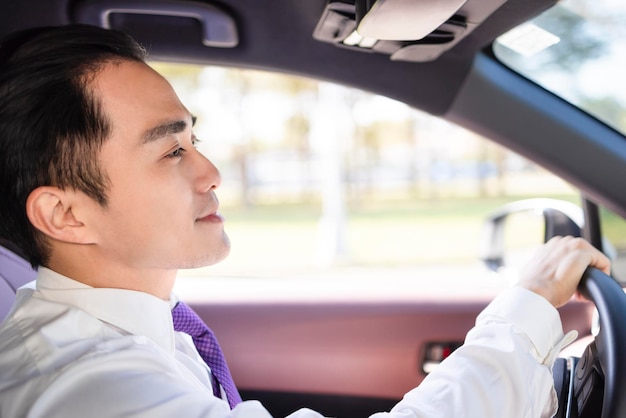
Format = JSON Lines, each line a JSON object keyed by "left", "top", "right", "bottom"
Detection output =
{"left": 193, "top": 149, "right": 222, "bottom": 193}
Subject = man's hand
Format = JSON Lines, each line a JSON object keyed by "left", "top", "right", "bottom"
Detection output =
{"left": 518, "top": 236, "right": 611, "bottom": 308}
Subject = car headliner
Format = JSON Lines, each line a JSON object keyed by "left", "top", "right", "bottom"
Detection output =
{"left": 1, "top": 0, "right": 625, "bottom": 217}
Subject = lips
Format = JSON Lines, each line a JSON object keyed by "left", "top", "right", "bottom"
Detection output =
{"left": 196, "top": 200, "right": 224, "bottom": 223}
{"left": 197, "top": 212, "right": 225, "bottom": 223}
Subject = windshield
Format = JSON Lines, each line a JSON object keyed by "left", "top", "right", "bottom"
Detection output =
{"left": 493, "top": 0, "right": 626, "bottom": 136}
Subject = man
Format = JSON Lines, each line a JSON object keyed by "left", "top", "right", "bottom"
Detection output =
{"left": 0, "top": 25, "right": 611, "bottom": 417}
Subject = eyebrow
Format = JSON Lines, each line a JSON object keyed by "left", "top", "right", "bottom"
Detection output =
{"left": 142, "top": 116, "right": 197, "bottom": 144}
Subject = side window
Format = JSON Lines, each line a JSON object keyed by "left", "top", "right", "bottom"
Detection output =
{"left": 152, "top": 63, "right": 580, "bottom": 291}
{"left": 601, "top": 208, "right": 626, "bottom": 282}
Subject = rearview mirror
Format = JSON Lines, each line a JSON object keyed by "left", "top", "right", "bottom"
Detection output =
{"left": 479, "top": 199, "right": 584, "bottom": 277}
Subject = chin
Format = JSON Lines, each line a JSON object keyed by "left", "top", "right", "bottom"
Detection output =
{"left": 182, "top": 235, "right": 231, "bottom": 269}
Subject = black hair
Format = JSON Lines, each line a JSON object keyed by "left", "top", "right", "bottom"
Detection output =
{"left": 0, "top": 24, "right": 147, "bottom": 267}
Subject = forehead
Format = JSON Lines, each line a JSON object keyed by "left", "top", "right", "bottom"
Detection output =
{"left": 92, "top": 60, "right": 191, "bottom": 139}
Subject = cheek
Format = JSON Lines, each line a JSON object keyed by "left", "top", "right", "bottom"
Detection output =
{"left": 123, "top": 181, "right": 194, "bottom": 234}
{"left": 102, "top": 163, "right": 197, "bottom": 236}
{"left": 131, "top": 193, "right": 181, "bottom": 224}
{"left": 113, "top": 169, "right": 179, "bottom": 209}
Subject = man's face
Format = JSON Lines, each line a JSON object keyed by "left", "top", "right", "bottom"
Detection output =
{"left": 87, "top": 60, "right": 230, "bottom": 271}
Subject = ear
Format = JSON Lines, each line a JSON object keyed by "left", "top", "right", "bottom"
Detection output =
{"left": 26, "top": 186, "right": 95, "bottom": 244}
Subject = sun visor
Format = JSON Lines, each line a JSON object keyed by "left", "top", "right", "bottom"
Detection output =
{"left": 314, "top": 0, "right": 506, "bottom": 62}
{"left": 355, "top": 0, "right": 467, "bottom": 41}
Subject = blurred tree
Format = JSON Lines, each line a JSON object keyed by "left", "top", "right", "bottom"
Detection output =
{"left": 533, "top": 5, "right": 607, "bottom": 71}
{"left": 583, "top": 96, "right": 626, "bottom": 134}
{"left": 495, "top": 3, "right": 608, "bottom": 73}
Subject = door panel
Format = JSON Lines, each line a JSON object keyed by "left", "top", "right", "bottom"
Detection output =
{"left": 186, "top": 295, "right": 593, "bottom": 406}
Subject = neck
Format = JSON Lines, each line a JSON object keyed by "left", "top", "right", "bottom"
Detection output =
{"left": 47, "top": 251, "right": 177, "bottom": 301}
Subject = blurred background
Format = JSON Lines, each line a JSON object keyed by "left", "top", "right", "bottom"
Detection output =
{"left": 152, "top": 62, "right": 625, "bottom": 288}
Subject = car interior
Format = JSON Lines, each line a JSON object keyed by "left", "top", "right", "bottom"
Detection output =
{"left": 1, "top": 0, "right": 625, "bottom": 417}
{"left": 0, "top": 243, "right": 37, "bottom": 321}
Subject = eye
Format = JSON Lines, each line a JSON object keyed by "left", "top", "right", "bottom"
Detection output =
{"left": 167, "top": 147, "right": 186, "bottom": 158}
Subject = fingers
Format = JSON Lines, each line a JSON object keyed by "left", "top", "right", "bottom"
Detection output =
{"left": 517, "top": 236, "right": 611, "bottom": 307}
{"left": 553, "top": 236, "right": 611, "bottom": 276}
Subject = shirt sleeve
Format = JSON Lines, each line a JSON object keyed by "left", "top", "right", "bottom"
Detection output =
{"left": 367, "top": 287, "right": 576, "bottom": 418}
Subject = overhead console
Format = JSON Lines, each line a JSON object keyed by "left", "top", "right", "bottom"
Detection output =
{"left": 313, "top": 0, "right": 506, "bottom": 62}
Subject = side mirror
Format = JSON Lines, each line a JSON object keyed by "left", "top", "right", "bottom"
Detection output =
{"left": 479, "top": 198, "right": 584, "bottom": 273}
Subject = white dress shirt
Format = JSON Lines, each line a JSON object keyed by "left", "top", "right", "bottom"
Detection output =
{"left": 0, "top": 268, "right": 575, "bottom": 418}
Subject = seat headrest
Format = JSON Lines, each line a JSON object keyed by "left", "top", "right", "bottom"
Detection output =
{"left": 0, "top": 244, "right": 37, "bottom": 321}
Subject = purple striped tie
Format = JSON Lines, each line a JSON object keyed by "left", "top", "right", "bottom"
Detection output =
{"left": 171, "top": 301, "right": 242, "bottom": 408}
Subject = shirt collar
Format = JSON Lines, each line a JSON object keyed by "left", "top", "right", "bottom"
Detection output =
{"left": 34, "top": 267, "right": 176, "bottom": 353}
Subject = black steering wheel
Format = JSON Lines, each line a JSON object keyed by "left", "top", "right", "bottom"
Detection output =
{"left": 553, "top": 267, "right": 626, "bottom": 417}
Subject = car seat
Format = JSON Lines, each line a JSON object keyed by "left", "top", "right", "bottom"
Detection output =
{"left": 0, "top": 241, "right": 37, "bottom": 321}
